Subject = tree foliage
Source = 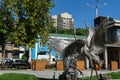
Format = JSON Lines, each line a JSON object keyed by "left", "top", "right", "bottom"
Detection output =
{"left": 0, "top": 0, "right": 54, "bottom": 64}
{"left": 49, "top": 28, "right": 86, "bottom": 35}
{"left": 3, "top": 0, "right": 54, "bottom": 48}
{"left": 76, "top": 28, "right": 86, "bottom": 35}
{"left": 0, "top": 1, "right": 14, "bottom": 59}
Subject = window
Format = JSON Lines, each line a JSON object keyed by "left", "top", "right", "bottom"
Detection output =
{"left": 108, "top": 28, "right": 120, "bottom": 42}
{"left": 108, "top": 28, "right": 116, "bottom": 42}
{"left": 117, "top": 28, "right": 120, "bottom": 41}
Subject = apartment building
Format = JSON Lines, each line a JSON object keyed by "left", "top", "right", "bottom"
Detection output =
{"left": 50, "top": 12, "right": 74, "bottom": 29}
{"left": 50, "top": 15, "right": 57, "bottom": 28}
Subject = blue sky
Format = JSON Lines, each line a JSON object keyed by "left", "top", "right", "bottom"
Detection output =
{"left": 50, "top": 0, "right": 120, "bottom": 29}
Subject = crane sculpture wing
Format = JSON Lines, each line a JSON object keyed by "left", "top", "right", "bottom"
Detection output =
{"left": 49, "top": 39, "right": 72, "bottom": 54}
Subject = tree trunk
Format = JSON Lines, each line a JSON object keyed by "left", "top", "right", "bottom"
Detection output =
{"left": 25, "top": 50, "right": 29, "bottom": 64}
{"left": 1, "top": 44, "right": 5, "bottom": 69}
{"left": 23, "top": 45, "right": 30, "bottom": 68}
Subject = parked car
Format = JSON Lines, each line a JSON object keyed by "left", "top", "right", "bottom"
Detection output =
{"left": 5, "top": 59, "right": 13, "bottom": 64}
{"left": 0, "top": 58, "right": 13, "bottom": 64}
{"left": 14, "top": 59, "right": 26, "bottom": 65}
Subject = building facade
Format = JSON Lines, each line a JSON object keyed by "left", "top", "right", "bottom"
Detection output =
{"left": 50, "top": 15, "right": 58, "bottom": 28}
{"left": 31, "top": 34, "right": 86, "bottom": 60}
{"left": 0, "top": 43, "right": 21, "bottom": 59}
{"left": 94, "top": 16, "right": 120, "bottom": 70}
{"left": 50, "top": 12, "right": 74, "bottom": 29}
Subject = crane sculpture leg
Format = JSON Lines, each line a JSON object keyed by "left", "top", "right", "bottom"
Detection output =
{"left": 62, "top": 53, "right": 83, "bottom": 80}
{"left": 82, "top": 45, "right": 102, "bottom": 80}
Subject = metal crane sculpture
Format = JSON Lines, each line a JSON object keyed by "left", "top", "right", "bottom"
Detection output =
{"left": 49, "top": 25, "right": 104, "bottom": 80}
{"left": 49, "top": 39, "right": 71, "bottom": 53}
{"left": 61, "top": 26, "right": 103, "bottom": 80}
{"left": 49, "top": 39, "right": 72, "bottom": 57}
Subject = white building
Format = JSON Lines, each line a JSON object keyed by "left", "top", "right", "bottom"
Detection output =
{"left": 50, "top": 12, "right": 74, "bottom": 29}
{"left": 50, "top": 15, "right": 57, "bottom": 28}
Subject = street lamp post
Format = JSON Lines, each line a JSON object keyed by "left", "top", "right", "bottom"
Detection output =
{"left": 96, "top": 0, "right": 98, "bottom": 17}
{"left": 86, "top": 0, "right": 107, "bottom": 18}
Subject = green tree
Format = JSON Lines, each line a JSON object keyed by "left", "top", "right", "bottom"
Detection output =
{"left": 76, "top": 28, "right": 86, "bottom": 35}
{"left": 0, "top": 1, "right": 14, "bottom": 68}
{"left": 49, "top": 28, "right": 86, "bottom": 35}
{"left": 1, "top": 0, "right": 54, "bottom": 63}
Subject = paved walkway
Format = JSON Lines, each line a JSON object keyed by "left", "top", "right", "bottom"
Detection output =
{"left": 0, "top": 69, "right": 119, "bottom": 79}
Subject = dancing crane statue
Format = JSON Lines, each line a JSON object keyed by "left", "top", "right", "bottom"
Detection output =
{"left": 49, "top": 25, "right": 104, "bottom": 80}
{"left": 61, "top": 26, "right": 103, "bottom": 80}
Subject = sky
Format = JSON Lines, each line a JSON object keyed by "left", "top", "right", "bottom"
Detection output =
{"left": 50, "top": 0, "right": 120, "bottom": 29}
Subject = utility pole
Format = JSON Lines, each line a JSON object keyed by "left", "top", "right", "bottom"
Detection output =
{"left": 86, "top": 0, "right": 107, "bottom": 18}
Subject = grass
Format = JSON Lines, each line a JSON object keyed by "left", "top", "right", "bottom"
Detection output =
{"left": 0, "top": 72, "right": 120, "bottom": 80}
{"left": 78, "top": 76, "right": 97, "bottom": 80}
{"left": 38, "top": 78, "right": 57, "bottom": 80}
{"left": 0, "top": 73, "right": 38, "bottom": 80}
{"left": 0, "top": 73, "right": 56, "bottom": 80}
{"left": 105, "top": 72, "right": 120, "bottom": 79}
{"left": 78, "top": 72, "right": 120, "bottom": 80}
